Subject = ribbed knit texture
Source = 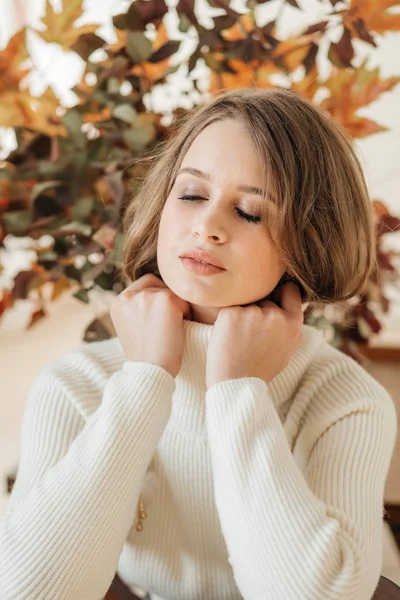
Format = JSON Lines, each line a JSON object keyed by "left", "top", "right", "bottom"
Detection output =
{"left": 0, "top": 320, "right": 397, "bottom": 600}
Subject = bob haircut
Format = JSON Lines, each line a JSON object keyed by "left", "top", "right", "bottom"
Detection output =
{"left": 119, "top": 87, "right": 377, "bottom": 307}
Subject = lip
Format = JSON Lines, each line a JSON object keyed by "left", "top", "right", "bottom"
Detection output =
{"left": 180, "top": 257, "right": 225, "bottom": 276}
{"left": 179, "top": 249, "right": 226, "bottom": 269}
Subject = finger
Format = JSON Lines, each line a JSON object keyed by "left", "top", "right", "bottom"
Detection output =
{"left": 167, "top": 294, "right": 192, "bottom": 321}
{"left": 256, "top": 287, "right": 283, "bottom": 309}
{"left": 125, "top": 274, "right": 167, "bottom": 294}
{"left": 182, "top": 301, "right": 193, "bottom": 321}
{"left": 280, "top": 281, "right": 303, "bottom": 316}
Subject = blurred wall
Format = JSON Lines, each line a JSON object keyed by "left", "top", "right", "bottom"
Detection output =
{"left": 1, "top": 0, "right": 399, "bottom": 221}
{"left": 1, "top": 1, "right": 400, "bottom": 579}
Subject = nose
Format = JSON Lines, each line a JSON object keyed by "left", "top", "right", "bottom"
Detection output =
{"left": 191, "top": 204, "right": 227, "bottom": 243}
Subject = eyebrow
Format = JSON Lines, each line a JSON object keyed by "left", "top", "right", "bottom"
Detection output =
{"left": 177, "top": 167, "right": 275, "bottom": 202}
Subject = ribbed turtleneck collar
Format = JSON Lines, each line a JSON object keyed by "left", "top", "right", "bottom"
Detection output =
{"left": 165, "top": 320, "right": 326, "bottom": 437}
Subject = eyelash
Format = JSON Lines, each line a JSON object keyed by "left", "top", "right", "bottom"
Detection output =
{"left": 178, "top": 196, "right": 261, "bottom": 224}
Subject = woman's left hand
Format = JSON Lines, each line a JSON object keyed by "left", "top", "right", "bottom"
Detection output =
{"left": 206, "top": 282, "right": 304, "bottom": 390}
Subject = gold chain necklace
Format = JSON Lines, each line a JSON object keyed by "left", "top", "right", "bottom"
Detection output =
{"left": 136, "top": 495, "right": 147, "bottom": 531}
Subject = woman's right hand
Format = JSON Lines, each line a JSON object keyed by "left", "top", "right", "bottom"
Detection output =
{"left": 110, "top": 274, "right": 193, "bottom": 378}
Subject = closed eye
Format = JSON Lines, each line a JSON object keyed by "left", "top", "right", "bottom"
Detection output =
{"left": 178, "top": 195, "right": 261, "bottom": 224}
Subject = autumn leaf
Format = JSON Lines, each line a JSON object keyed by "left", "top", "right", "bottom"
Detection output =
{"left": 0, "top": 196, "right": 10, "bottom": 210}
{"left": 131, "top": 23, "right": 175, "bottom": 84}
{"left": 109, "top": 27, "right": 128, "bottom": 53}
{"left": 51, "top": 275, "right": 71, "bottom": 301}
{"left": 321, "top": 62, "right": 400, "bottom": 137}
{"left": 373, "top": 199, "right": 390, "bottom": 217}
{"left": 272, "top": 34, "right": 316, "bottom": 71}
{"left": 37, "top": 0, "right": 98, "bottom": 51}
{"left": 343, "top": 0, "right": 400, "bottom": 35}
{"left": 209, "top": 59, "right": 277, "bottom": 93}
{"left": 83, "top": 106, "right": 113, "bottom": 124}
{"left": 0, "top": 289, "right": 14, "bottom": 320}
{"left": 208, "top": 16, "right": 281, "bottom": 92}
{"left": 221, "top": 13, "right": 255, "bottom": 41}
{"left": 0, "top": 87, "right": 66, "bottom": 136}
{"left": 0, "top": 90, "right": 33, "bottom": 128}
{"left": 27, "top": 307, "right": 46, "bottom": 328}
{"left": 291, "top": 62, "right": 320, "bottom": 101}
{"left": 0, "top": 29, "right": 30, "bottom": 94}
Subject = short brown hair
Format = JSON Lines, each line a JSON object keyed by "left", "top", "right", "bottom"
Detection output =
{"left": 120, "top": 87, "right": 377, "bottom": 307}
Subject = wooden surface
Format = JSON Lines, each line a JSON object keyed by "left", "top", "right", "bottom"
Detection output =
{"left": 104, "top": 573, "right": 400, "bottom": 599}
{"left": 355, "top": 349, "right": 400, "bottom": 505}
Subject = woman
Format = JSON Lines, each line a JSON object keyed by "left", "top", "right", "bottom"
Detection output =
{"left": 0, "top": 87, "right": 397, "bottom": 600}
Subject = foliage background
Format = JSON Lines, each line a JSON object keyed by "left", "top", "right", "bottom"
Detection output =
{"left": 0, "top": 0, "right": 400, "bottom": 365}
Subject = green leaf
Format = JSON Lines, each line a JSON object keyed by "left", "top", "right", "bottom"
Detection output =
{"left": 110, "top": 231, "right": 125, "bottom": 264}
{"left": 107, "top": 77, "right": 120, "bottom": 95}
{"left": 73, "top": 288, "right": 90, "bottom": 303}
{"left": 62, "top": 109, "right": 86, "bottom": 148}
{"left": 122, "top": 124, "right": 155, "bottom": 152}
{"left": 59, "top": 221, "right": 92, "bottom": 236}
{"left": 31, "top": 180, "right": 63, "bottom": 202}
{"left": 37, "top": 250, "right": 58, "bottom": 261}
{"left": 70, "top": 197, "right": 96, "bottom": 221}
{"left": 37, "top": 161, "right": 66, "bottom": 177}
{"left": 112, "top": 103, "right": 138, "bottom": 124}
{"left": 178, "top": 15, "right": 191, "bottom": 33}
{"left": 126, "top": 31, "right": 153, "bottom": 63}
{"left": 3, "top": 211, "right": 33, "bottom": 234}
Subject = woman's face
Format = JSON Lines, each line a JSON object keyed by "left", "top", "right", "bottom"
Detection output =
{"left": 156, "top": 119, "right": 286, "bottom": 325}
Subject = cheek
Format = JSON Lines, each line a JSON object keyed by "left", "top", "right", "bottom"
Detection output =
{"left": 158, "top": 204, "right": 173, "bottom": 241}
{"left": 157, "top": 203, "right": 180, "bottom": 256}
{"left": 244, "top": 240, "right": 282, "bottom": 278}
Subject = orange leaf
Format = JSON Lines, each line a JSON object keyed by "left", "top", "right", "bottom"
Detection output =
{"left": 37, "top": 0, "right": 98, "bottom": 50}
{"left": 221, "top": 13, "right": 255, "bottom": 42}
{"left": 344, "top": 0, "right": 400, "bottom": 35}
{"left": 131, "top": 23, "right": 173, "bottom": 84}
{"left": 209, "top": 59, "right": 277, "bottom": 92}
{"left": 51, "top": 276, "right": 71, "bottom": 301}
{"left": 321, "top": 63, "right": 400, "bottom": 138}
{"left": 83, "top": 106, "right": 112, "bottom": 124}
{"left": 272, "top": 35, "right": 315, "bottom": 71}
{"left": 347, "top": 116, "right": 387, "bottom": 138}
{"left": 131, "top": 60, "right": 170, "bottom": 84}
{"left": 109, "top": 28, "right": 127, "bottom": 52}
{"left": 27, "top": 307, "right": 46, "bottom": 328}
{"left": 0, "top": 288, "right": 14, "bottom": 320}
{"left": 0, "top": 196, "right": 9, "bottom": 210}
{"left": 0, "top": 29, "right": 30, "bottom": 94}
{"left": 373, "top": 199, "right": 390, "bottom": 217}
{"left": 152, "top": 22, "right": 169, "bottom": 54}
{"left": 291, "top": 63, "right": 320, "bottom": 101}
{"left": 0, "top": 88, "right": 66, "bottom": 136}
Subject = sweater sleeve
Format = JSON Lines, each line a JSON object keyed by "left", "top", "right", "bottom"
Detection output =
{"left": 0, "top": 359, "right": 175, "bottom": 600}
{"left": 205, "top": 376, "right": 397, "bottom": 600}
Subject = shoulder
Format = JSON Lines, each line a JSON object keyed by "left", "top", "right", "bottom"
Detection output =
{"left": 288, "top": 325, "right": 397, "bottom": 464}
{"left": 298, "top": 324, "right": 397, "bottom": 423}
{"left": 35, "top": 336, "right": 125, "bottom": 421}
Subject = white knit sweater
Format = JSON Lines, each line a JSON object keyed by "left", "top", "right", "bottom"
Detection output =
{"left": 0, "top": 320, "right": 397, "bottom": 600}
